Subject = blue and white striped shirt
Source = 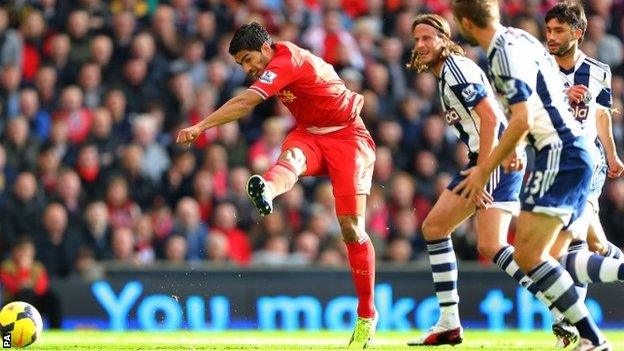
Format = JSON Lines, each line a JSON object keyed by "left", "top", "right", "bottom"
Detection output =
{"left": 486, "top": 25, "right": 583, "bottom": 150}
{"left": 437, "top": 54, "right": 508, "bottom": 154}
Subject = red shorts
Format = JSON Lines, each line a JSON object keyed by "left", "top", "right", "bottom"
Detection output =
{"left": 282, "top": 119, "right": 376, "bottom": 215}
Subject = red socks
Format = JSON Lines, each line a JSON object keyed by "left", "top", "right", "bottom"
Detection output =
{"left": 263, "top": 160, "right": 299, "bottom": 197}
{"left": 346, "top": 238, "right": 376, "bottom": 318}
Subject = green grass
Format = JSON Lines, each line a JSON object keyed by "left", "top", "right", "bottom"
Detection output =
{"left": 21, "top": 330, "right": 624, "bottom": 350}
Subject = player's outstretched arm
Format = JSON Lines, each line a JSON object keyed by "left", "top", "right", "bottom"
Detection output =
{"left": 596, "top": 108, "right": 624, "bottom": 178}
{"left": 176, "top": 90, "right": 263, "bottom": 145}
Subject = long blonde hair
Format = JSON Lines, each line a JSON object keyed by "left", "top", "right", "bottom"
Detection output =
{"left": 406, "top": 14, "right": 465, "bottom": 73}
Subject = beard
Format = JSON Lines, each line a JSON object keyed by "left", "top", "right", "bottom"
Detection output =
{"left": 549, "top": 41, "right": 575, "bottom": 57}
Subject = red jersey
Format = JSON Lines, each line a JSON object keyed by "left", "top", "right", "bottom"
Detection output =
{"left": 248, "top": 41, "right": 363, "bottom": 130}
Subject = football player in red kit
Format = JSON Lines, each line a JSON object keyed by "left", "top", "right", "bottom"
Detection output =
{"left": 176, "top": 22, "right": 377, "bottom": 348}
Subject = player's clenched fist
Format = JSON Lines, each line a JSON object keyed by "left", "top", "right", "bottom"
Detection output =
{"left": 176, "top": 125, "right": 201, "bottom": 145}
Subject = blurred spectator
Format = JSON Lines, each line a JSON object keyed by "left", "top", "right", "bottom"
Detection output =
{"left": 52, "top": 86, "right": 92, "bottom": 144}
{"left": 292, "top": 231, "right": 320, "bottom": 264}
{"left": 188, "top": 85, "right": 218, "bottom": 148}
{"left": 105, "top": 176, "right": 140, "bottom": 230}
{"left": 384, "top": 237, "right": 413, "bottom": 263}
{"left": 216, "top": 121, "right": 248, "bottom": 168}
{"left": 170, "top": 37, "right": 207, "bottom": 87}
{"left": 77, "top": 62, "right": 104, "bottom": 109}
{"left": 103, "top": 88, "right": 131, "bottom": 140}
{"left": 73, "top": 247, "right": 105, "bottom": 282}
{"left": 75, "top": 144, "right": 107, "bottom": 200}
{"left": 151, "top": 4, "right": 181, "bottom": 60}
{"left": 89, "top": 35, "right": 115, "bottom": 80}
{"left": 119, "top": 58, "right": 161, "bottom": 114}
{"left": 47, "top": 33, "right": 74, "bottom": 87}
{"left": 130, "top": 31, "right": 169, "bottom": 90}
{"left": 34, "top": 65, "right": 59, "bottom": 113}
{"left": 164, "top": 234, "right": 187, "bottom": 263}
{"left": 205, "top": 229, "right": 230, "bottom": 263}
{"left": 53, "top": 168, "right": 86, "bottom": 226}
{"left": 19, "top": 9, "right": 46, "bottom": 83}
{"left": 161, "top": 148, "right": 196, "bottom": 207}
{"left": 212, "top": 202, "right": 251, "bottom": 265}
{"left": 173, "top": 197, "right": 208, "bottom": 261}
{"left": 82, "top": 201, "right": 112, "bottom": 260}
{"left": 110, "top": 11, "right": 136, "bottom": 68}
{"left": 116, "top": 143, "right": 156, "bottom": 208}
{"left": 132, "top": 114, "right": 170, "bottom": 184}
{"left": 252, "top": 235, "right": 293, "bottom": 265}
{"left": 0, "top": 236, "right": 62, "bottom": 328}
{"left": 134, "top": 214, "right": 155, "bottom": 265}
{"left": 35, "top": 202, "right": 81, "bottom": 278}
{"left": 303, "top": 9, "right": 364, "bottom": 70}
{"left": 110, "top": 227, "right": 136, "bottom": 263}
{"left": 19, "top": 88, "right": 51, "bottom": 140}
{"left": 0, "top": 64, "right": 22, "bottom": 120}
{"left": 1, "top": 172, "right": 43, "bottom": 252}
{"left": 66, "top": 10, "right": 92, "bottom": 66}
{"left": 202, "top": 143, "right": 229, "bottom": 200}
{"left": 3, "top": 117, "right": 40, "bottom": 172}
{"left": 192, "top": 169, "right": 214, "bottom": 222}
{"left": 248, "top": 117, "right": 285, "bottom": 174}
{"left": 585, "top": 15, "right": 623, "bottom": 68}
{"left": 87, "top": 107, "right": 120, "bottom": 167}
{"left": 0, "top": 7, "right": 22, "bottom": 68}
{"left": 224, "top": 166, "right": 257, "bottom": 230}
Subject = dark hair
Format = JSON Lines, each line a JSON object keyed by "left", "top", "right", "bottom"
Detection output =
{"left": 12, "top": 235, "right": 34, "bottom": 250}
{"left": 406, "top": 14, "right": 465, "bottom": 72}
{"left": 545, "top": 2, "right": 587, "bottom": 43}
{"left": 228, "top": 22, "right": 273, "bottom": 56}
{"left": 451, "top": 0, "right": 500, "bottom": 29}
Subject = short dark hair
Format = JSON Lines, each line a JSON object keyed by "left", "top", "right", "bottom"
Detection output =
{"left": 451, "top": 0, "right": 500, "bottom": 29}
{"left": 545, "top": 2, "right": 587, "bottom": 43}
{"left": 228, "top": 22, "right": 273, "bottom": 56}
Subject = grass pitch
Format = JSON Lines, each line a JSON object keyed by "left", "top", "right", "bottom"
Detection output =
{"left": 25, "top": 330, "right": 624, "bottom": 350}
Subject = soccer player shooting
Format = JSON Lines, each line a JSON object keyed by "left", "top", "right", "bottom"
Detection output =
{"left": 176, "top": 22, "right": 377, "bottom": 348}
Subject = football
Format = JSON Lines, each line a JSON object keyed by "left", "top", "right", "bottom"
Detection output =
{"left": 0, "top": 301, "right": 43, "bottom": 348}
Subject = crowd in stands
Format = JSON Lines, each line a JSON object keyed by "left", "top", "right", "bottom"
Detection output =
{"left": 0, "top": 0, "right": 623, "bottom": 283}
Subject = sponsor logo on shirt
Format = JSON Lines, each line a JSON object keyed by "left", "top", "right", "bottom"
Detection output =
{"left": 278, "top": 90, "right": 297, "bottom": 103}
{"left": 259, "top": 70, "right": 277, "bottom": 84}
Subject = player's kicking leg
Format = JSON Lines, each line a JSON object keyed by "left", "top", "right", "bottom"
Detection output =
{"left": 247, "top": 148, "right": 306, "bottom": 216}
{"left": 407, "top": 189, "right": 474, "bottom": 346}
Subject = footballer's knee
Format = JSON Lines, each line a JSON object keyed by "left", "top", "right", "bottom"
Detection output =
{"left": 421, "top": 217, "right": 449, "bottom": 241}
{"left": 279, "top": 148, "right": 306, "bottom": 175}
{"left": 338, "top": 215, "right": 363, "bottom": 243}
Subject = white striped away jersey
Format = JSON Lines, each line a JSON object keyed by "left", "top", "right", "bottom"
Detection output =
{"left": 486, "top": 26, "right": 583, "bottom": 150}
{"left": 438, "top": 54, "right": 508, "bottom": 154}
{"left": 558, "top": 52, "right": 612, "bottom": 145}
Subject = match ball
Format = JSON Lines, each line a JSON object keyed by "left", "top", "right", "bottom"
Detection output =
{"left": 0, "top": 301, "right": 43, "bottom": 348}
